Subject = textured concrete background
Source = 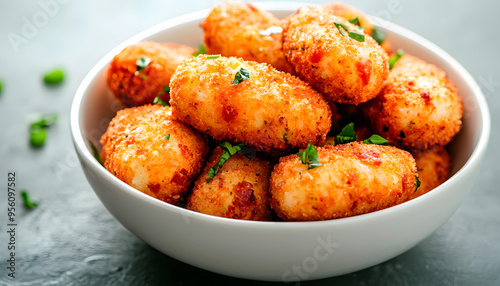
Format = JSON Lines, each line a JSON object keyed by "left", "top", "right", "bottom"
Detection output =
{"left": 0, "top": 0, "right": 499, "bottom": 285}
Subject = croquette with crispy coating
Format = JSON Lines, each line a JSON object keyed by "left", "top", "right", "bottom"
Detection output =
{"left": 410, "top": 146, "right": 451, "bottom": 200}
{"left": 270, "top": 142, "right": 418, "bottom": 221}
{"left": 201, "top": 1, "right": 294, "bottom": 74}
{"left": 169, "top": 55, "right": 332, "bottom": 155}
{"left": 100, "top": 104, "right": 208, "bottom": 205}
{"left": 282, "top": 6, "right": 389, "bottom": 105}
{"left": 365, "top": 54, "right": 463, "bottom": 150}
{"left": 187, "top": 146, "right": 273, "bottom": 221}
{"left": 106, "top": 42, "right": 195, "bottom": 107}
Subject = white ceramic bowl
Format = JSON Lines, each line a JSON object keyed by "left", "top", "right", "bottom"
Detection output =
{"left": 70, "top": 2, "right": 490, "bottom": 282}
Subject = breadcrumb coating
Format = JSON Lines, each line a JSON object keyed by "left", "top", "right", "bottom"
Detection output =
{"left": 270, "top": 142, "right": 418, "bottom": 221}
{"left": 170, "top": 55, "right": 332, "bottom": 154}
{"left": 187, "top": 146, "right": 273, "bottom": 221}
{"left": 410, "top": 146, "right": 451, "bottom": 200}
{"left": 365, "top": 54, "right": 463, "bottom": 150}
{"left": 282, "top": 6, "right": 389, "bottom": 105}
{"left": 201, "top": 1, "right": 294, "bottom": 74}
{"left": 106, "top": 42, "right": 195, "bottom": 107}
{"left": 100, "top": 105, "right": 208, "bottom": 205}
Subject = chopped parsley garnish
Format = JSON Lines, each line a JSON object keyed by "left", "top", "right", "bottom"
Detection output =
{"left": 21, "top": 190, "right": 38, "bottom": 209}
{"left": 333, "top": 22, "right": 365, "bottom": 42}
{"left": 371, "top": 27, "right": 385, "bottom": 45}
{"left": 163, "top": 86, "right": 170, "bottom": 93}
{"left": 259, "top": 25, "right": 283, "bottom": 36}
{"left": 135, "top": 56, "right": 151, "bottom": 75}
{"left": 362, "top": 134, "right": 389, "bottom": 145}
{"left": 193, "top": 44, "right": 206, "bottom": 56}
{"left": 90, "top": 141, "right": 103, "bottom": 165}
{"left": 0, "top": 79, "right": 3, "bottom": 94}
{"left": 153, "top": 96, "right": 169, "bottom": 106}
{"left": 296, "top": 142, "right": 322, "bottom": 169}
{"left": 231, "top": 67, "right": 250, "bottom": 86}
{"left": 348, "top": 32, "right": 365, "bottom": 42}
{"left": 415, "top": 175, "right": 421, "bottom": 191}
{"left": 31, "top": 113, "right": 59, "bottom": 128}
{"left": 206, "top": 141, "right": 250, "bottom": 183}
{"left": 389, "top": 49, "right": 404, "bottom": 69}
{"left": 334, "top": 122, "right": 357, "bottom": 145}
{"left": 29, "top": 113, "right": 58, "bottom": 147}
{"left": 140, "top": 75, "right": 147, "bottom": 80}
{"left": 43, "top": 68, "right": 65, "bottom": 85}
{"left": 206, "top": 55, "right": 220, "bottom": 59}
{"left": 348, "top": 17, "right": 360, "bottom": 25}
{"left": 30, "top": 126, "right": 46, "bottom": 147}
{"left": 165, "top": 134, "right": 170, "bottom": 140}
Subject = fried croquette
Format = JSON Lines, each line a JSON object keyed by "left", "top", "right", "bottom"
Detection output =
{"left": 282, "top": 6, "right": 389, "bottom": 105}
{"left": 270, "top": 142, "right": 418, "bottom": 221}
{"left": 201, "top": 1, "right": 294, "bottom": 74}
{"left": 365, "top": 54, "right": 463, "bottom": 150}
{"left": 410, "top": 146, "right": 451, "bottom": 200}
{"left": 187, "top": 146, "right": 273, "bottom": 221}
{"left": 322, "top": 2, "right": 373, "bottom": 35}
{"left": 100, "top": 104, "right": 208, "bottom": 205}
{"left": 106, "top": 42, "right": 195, "bottom": 107}
{"left": 169, "top": 55, "right": 332, "bottom": 154}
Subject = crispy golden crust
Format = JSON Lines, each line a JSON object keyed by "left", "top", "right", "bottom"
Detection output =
{"left": 201, "top": 1, "right": 294, "bottom": 74}
{"left": 106, "top": 42, "right": 195, "bottom": 107}
{"left": 322, "top": 2, "right": 373, "bottom": 35}
{"left": 169, "top": 55, "right": 332, "bottom": 155}
{"left": 410, "top": 146, "right": 451, "bottom": 200}
{"left": 187, "top": 147, "right": 273, "bottom": 221}
{"left": 365, "top": 54, "right": 463, "bottom": 150}
{"left": 270, "top": 142, "right": 417, "bottom": 221}
{"left": 100, "top": 105, "right": 208, "bottom": 205}
{"left": 282, "top": 6, "right": 389, "bottom": 105}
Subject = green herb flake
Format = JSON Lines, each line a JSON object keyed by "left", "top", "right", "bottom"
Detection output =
{"left": 153, "top": 96, "right": 169, "bottom": 106}
{"left": 165, "top": 134, "right": 170, "bottom": 140}
{"left": 362, "top": 134, "right": 389, "bottom": 145}
{"left": 334, "top": 22, "right": 365, "bottom": 42}
{"left": 335, "top": 122, "right": 357, "bottom": 145}
{"left": 0, "top": 79, "right": 3, "bottom": 94}
{"left": 296, "top": 142, "right": 323, "bottom": 170}
{"left": 163, "top": 86, "right": 170, "bottom": 93}
{"left": 21, "top": 190, "right": 38, "bottom": 209}
{"left": 231, "top": 67, "right": 250, "bottom": 86}
{"left": 135, "top": 56, "right": 151, "bottom": 75}
{"left": 206, "top": 141, "right": 249, "bottom": 183}
{"left": 140, "top": 75, "right": 147, "bottom": 80}
{"left": 90, "top": 141, "right": 103, "bottom": 165}
{"left": 348, "top": 31, "right": 365, "bottom": 42}
{"left": 31, "top": 113, "right": 58, "bottom": 128}
{"left": 43, "top": 68, "right": 65, "bottom": 85}
{"left": 389, "top": 49, "right": 404, "bottom": 70}
{"left": 348, "top": 17, "right": 360, "bottom": 25}
{"left": 29, "top": 113, "right": 58, "bottom": 147}
{"left": 193, "top": 44, "right": 207, "bottom": 56}
{"left": 415, "top": 175, "right": 421, "bottom": 191}
{"left": 371, "top": 27, "right": 385, "bottom": 45}
{"left": 30, "top": 126, "right": 46, "bottom": 147}
{"left": 334, "top": 22, "right": 349, "bottom": 36}
{"left": 206, "top": 55, "right": 220, "bottom": 59}
{"left": 259, "top": 25, "right": 283, "bottom": 36}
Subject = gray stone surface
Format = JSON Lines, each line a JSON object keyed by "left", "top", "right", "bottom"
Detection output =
{"left": 1, "top": 0, "right": 499, "bottom": 285}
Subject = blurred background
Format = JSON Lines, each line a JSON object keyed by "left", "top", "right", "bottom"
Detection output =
{"left": 0, "top": 0, "right": 499, "bottom": 285}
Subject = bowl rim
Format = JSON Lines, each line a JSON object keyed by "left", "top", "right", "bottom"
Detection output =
{"left": 70, "top": 2, "right": 491, "bottom": 228}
